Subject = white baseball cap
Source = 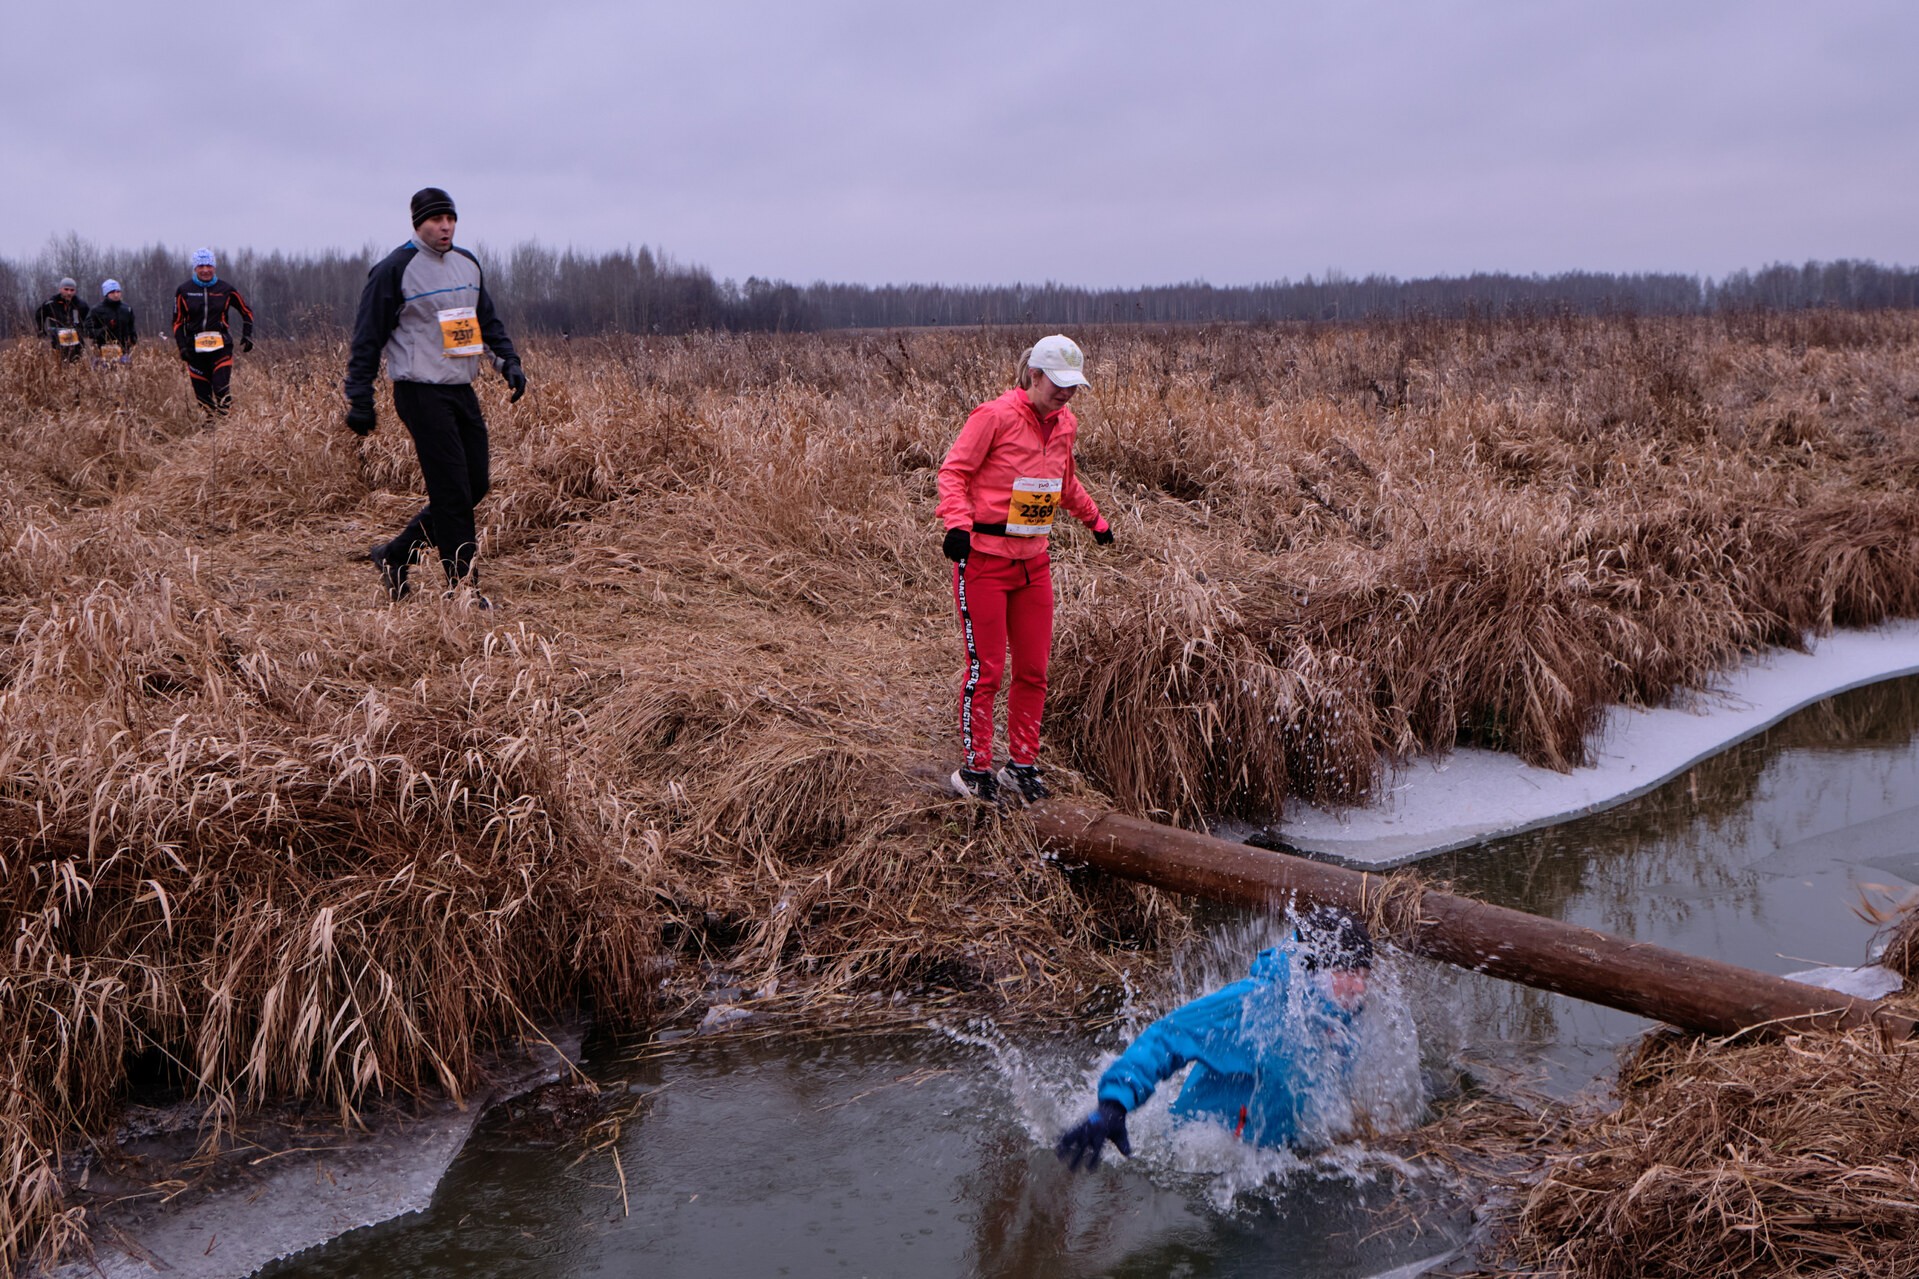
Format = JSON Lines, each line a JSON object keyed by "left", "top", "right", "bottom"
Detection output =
{"left": 1027, "top": 334, "right": 1090, "bottom": 389}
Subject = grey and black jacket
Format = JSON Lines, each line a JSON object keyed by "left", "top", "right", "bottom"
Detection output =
{"left": 344, "top": 239, "right": 520, "bottom": 406}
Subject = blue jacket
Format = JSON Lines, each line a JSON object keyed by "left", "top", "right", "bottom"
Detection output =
{"left": 1095, "top": 941, "right": 1360, "bottom": 1149}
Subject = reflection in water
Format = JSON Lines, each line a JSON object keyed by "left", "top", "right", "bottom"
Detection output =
{"left": 268, "top": 678, "right": 1919, "bottom": 1277}
{"left": 269, "top": 1031, "right": 1461, "bottom": 1279}
{"left": 1412, "top": 676, "right": 1919, "bottom": 1094}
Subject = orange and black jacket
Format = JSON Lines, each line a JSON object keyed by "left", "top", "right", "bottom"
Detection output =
{"left": 172, "top": 278, "right": 254, "bottom": 357}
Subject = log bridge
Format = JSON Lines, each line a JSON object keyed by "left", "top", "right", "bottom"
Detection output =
{"left": 1025, "top": 798, "right": 1913, "bottom": 1040}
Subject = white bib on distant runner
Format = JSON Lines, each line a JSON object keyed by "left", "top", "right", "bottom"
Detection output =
{"left": 194, "top": 331, "right": 225, "bottom": 352}
{"left": 56, "top": 328, "right": 78, "bottom": 347}
{"left": 1005, "top": 476, "right": 1062, "bottom": 536}
{"left": 437, "top": 307, "right": 483, "bottom": 357}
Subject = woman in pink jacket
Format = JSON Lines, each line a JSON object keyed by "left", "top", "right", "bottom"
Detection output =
{"left": 937, "top": 335, "right": 1113, "bottom": 805}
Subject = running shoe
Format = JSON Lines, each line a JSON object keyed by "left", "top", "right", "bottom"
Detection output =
{"left": 950, "top": 768, "right": 1001, "bottom": 805}
{"left": 997, "top": 763, "right": 1049, "bottom": 804}
{"left": 368, "top": 540, "right": 413, "bottom": 601}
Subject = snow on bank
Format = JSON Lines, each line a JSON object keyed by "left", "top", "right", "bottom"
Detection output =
{"left": 1275, "top": 621, "right": 1919, "bottom": 868}
{"left": 45, "top": 1026, "right": 582, "bottom": 1279}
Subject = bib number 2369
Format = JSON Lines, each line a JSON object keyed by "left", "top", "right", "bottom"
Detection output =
{"left": 1005, "top": 477, "right": 1062, "bottom": 537}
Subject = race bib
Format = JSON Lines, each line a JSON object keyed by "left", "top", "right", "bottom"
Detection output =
{"left": 1004, "top": 476, "right": 1062, "bottom": 537}
{"left": 56, "top": 328, "right": 78, "bottom": 347}
{"left": 194, "top": 331, "right": 225, "bottom": 352}
{"left": 98, "top": 343, "right": 122, "bottom": 361}
{"left": 437, "top": 307, "right": 483, "bottom": 357}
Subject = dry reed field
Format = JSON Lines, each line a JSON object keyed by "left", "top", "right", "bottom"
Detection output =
{"left": 5, "top": 312, "right": 1919, "bottom": 1273}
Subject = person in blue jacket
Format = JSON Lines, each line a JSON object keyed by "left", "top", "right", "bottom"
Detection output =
{"left": 1057, "top": 906, "right": 1375, "bottom": 1169}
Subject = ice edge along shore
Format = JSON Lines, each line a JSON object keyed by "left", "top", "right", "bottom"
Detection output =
{"left": 1272, "top": 620, "right": 1919, "bottom": 868}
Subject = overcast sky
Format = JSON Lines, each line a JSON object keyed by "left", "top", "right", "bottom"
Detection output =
{"left": 3, "top": 1, "right": 1910, "bottom": 287}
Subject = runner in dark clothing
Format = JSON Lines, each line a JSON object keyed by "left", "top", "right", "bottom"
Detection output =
{"left": 89, "top": 280, "right": 137, "bottom": 364}
{"left": 344, "top": 187, "right": 526, "bottom": 606}
{"left": 172, "top": 248, "right": 254, "bottom": 417}
{"left": 35, "top": 278, "right": 89, "bottom": 363}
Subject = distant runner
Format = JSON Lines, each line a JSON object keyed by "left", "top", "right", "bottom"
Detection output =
{"left": 937, "top": 334, "right": 1112, "bottom": 806}
{"left": 344, "top": 186, "right": 526, "bottom": 606}
{"left": 89, "top": 279, "right": 137, "bottom": 365}
{"left": 1057, "top": 907, "right": 1377, "bottom": 1167}
{"left": 171, "top": 248, "right": 254, "bottom": 418}
{"left": 35, "top": 277, "right": 89, "bottom": 363}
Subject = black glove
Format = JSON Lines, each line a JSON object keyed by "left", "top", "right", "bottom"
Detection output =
{"left": 504, "top": 362, "right": 527, "bottom": 403}
{"left": 1056, "top": 1099, "right": 1131, "bottom": 1172}
{"left": 1092, "top": 524, "right": 1114, "bottom": 546}
{"left": 942, "top": 528, "right": 971, "bottom": 563}
{"left": 345, "top": 399, "right": 377, "bottom": 437}
{"left": 240, "top": 336, "right": 254, "bottom": 354}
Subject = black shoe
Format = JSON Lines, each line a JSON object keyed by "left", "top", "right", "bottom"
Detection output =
{"left": 996, "top": 763, "right": 1049, "bottom": 805}
{"left": 950, "top": 768, "right": 1000, "bottom": 805}
{"left": 368, "top": 541, "right": 412, "bottom": 601}
{"left": 442, "top": 587, "right": 494, "bottom": 610}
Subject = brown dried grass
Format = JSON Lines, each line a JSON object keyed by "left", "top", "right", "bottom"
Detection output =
{"left": 3, "top": 313, "right": 1919, "bottom": 1270}
{"left": 1439, "top": 1012, "right": 1919, "bottom": 1279}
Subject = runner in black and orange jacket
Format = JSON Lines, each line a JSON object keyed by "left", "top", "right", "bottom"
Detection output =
{"left": 172, "top": 247, "right": 254, "bottom": 417}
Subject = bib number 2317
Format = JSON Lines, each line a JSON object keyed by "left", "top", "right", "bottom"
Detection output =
{"left": 437, "top": 307, "right": 483, "bottom": 357}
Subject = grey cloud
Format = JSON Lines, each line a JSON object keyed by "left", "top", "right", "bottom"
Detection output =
{"left": 2, "top": 0, "right": 1913, "bottom": 286}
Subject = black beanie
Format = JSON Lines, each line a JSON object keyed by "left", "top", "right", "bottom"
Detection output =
{"left": 1296, "top": 905, "right": 1375, "bottom": 971}
{"left": 410, "top": 187, "right": 457, "bottom": 226}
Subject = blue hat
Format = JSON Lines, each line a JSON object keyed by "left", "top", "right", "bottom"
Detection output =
{"left": 190, "top": 248, "right": 216, "bottom": 269}
{"left": 101, "top": 279, "right": 122, "bottom": 297}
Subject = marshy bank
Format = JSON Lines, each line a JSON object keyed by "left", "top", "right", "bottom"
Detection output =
{"left": 5, "top": 312, "right": 1919, "bottom": 1274}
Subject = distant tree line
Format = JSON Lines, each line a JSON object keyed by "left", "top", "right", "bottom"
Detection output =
{"left": 6, "top": 234, "right": 1918, "bottom": 340}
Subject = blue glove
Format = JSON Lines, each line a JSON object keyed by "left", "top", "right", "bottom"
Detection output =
{"left": 1056, "top": 1099, "right": 1130, "bottom": 1171}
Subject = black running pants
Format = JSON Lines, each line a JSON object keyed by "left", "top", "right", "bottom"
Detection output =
{"left": 182, "top": 345, "right": 234, "bottom": 412}
{"left": 389, "top": 381, "right": 491, "bottom": 585}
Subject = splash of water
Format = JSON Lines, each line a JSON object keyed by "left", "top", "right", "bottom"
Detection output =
{"left": 942, "top": 908, "right": 1432, "bottom": 1212}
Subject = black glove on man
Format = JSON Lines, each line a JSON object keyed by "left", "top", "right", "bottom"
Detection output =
{"left": 504, "top": 361, "right": 527, "bottom": 403}
{"left": 942, "top": 527, "right": 971, "bottom": 563}
{"left": 345, "top": 399, "right": 377, "bottom": 437}
{"left": 240, "top": 336, "right": 254, "bottom": 354}
{"left": 1093, "top": 524, "right": 1114, "bottom": 546}
{"left": 1056, "top": 1099, "right": 1131, "bottom": 1172}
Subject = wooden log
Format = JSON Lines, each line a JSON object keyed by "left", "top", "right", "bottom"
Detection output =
{"left": 1028, "top": 798, "right": 1912, "bottom": 1039}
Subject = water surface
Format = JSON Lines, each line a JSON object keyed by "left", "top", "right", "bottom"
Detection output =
{"left": 270, "top": 677, "right": 1919, "bottom": 1278}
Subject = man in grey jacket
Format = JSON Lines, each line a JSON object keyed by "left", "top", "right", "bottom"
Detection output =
{"left": 344, "top": 186, "right": 527, "bottom": 603}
